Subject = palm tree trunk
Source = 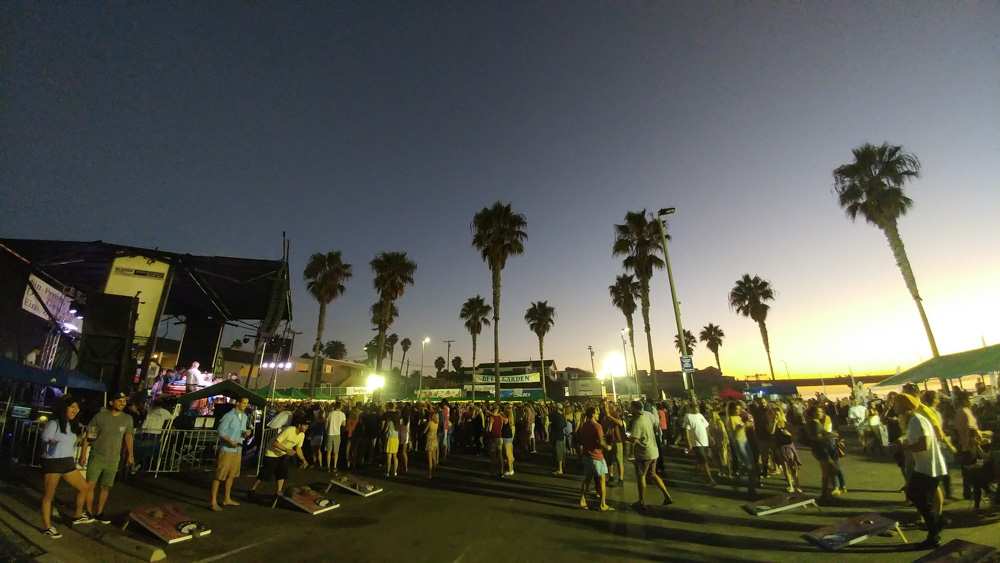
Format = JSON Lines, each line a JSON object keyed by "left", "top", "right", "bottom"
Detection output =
{"left": 626, "top": 314, "right": 639, "bottom": 383}
{"left": 639, "top": 278, "right": 660, "bottom": 398}
{"left": 757, "top": 321, "right": 776, "bottom": 381}
{"left": 492, "top": 268, "right": 502, "bottom": 402}
{"left": 538, "top": 337, "right": 548, "bottom": 402}
{"left": 471, "top": 332, "right": 478, "bottom": 402}
{"left": 312, "top": 300, "right": 327, "bottom": 394}
{"left": 399, "top": 349, "right": 409, "bottom": 376}
{"left": 389, "top": 347, "right": 395, "bottom": 374}
{"left": 713, "top": 349, "right": 721, "bottom": 373}
{"left": 376, "top": 302, "right": 389, "bottom": 372}
{"left": 882, "top": 221, "right": 940, "bottom": 362}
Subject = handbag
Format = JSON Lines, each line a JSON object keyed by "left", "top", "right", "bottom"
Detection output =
{"left": 834, "top": 437, "right": 848, "bottom": 458}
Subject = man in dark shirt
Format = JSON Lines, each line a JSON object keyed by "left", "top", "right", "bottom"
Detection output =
{"left": 577, "top": 406, "right": 612, "bottom": 511}
{"left": 549, "top": 404, "right": 567, "bottom": 475}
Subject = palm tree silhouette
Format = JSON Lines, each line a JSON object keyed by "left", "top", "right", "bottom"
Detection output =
{"left": 371, "top": 251, "right": 416, "bottom": 372}
{"left": 609, "top": 274, "right": 641, "bottom": 378}
{"left": 434, "top": 356, "right": 446, "bottom": 376}
{"left": 386, "top": 333, "right": 399, "bottom": 372}
{"left": 673, "top": 329, "right": 696, "bottom": 355}
{"left": 729, "top": 274, "right": 777, "bottom": 380}
{"left": 613, "top": 211, "right": 664, "bottom": 378}
{"left": 303, "top": 251, "right": 352, "bottom": 393}
{"left": 524, "top": 300, "right": 556, "bottom": 402}
{"left": 399, "top": 338, "right": 412, "bottom": 376}
{"left": 833, "top": 142, "right": 939, "bottom": 362}
{"left": 460, "top": 296, "right": 492, "bottom": 399}
{"left": 698, "top": 324, "right": 725, "bottom": 373}
{"left": 472, "top": 201, "right": 527, "bottom": 401}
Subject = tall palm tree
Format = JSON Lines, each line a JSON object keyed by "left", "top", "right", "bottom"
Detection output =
{"left": 524, "top": 301, "right": 555, "bottom": 402}
{"left": 398, "top": 338, "right": 412, "bottom": 376}
{"left": 673, "top": 329, "right": 696, "bottom": 355}
{"left": 729, "top": 274, "right": 777, "bottom": 380}
{"left": 609, "top": 274, "right": 641, "bottom": 377}
{"left": 434, "top": 356, "right": 446, "bottom": 375}
{"left": 386, "top": 333, "right": 399, "bottom": 372}
{"left": 371, "top": 251, "right": 417, "bottom": 372}
{"left": 613, "top": 211, "right": 664, "bottom": 379}
{"left": 451, "top": 355, "right": 463, "bottom": 375}
{"left": 303, "top": 251, "right": 352, "bottom": 391}
{"left": 698, "top": 324, "right": 725, "bottom": 372}
{"left": 472, "top": 202, "right": 527, "bottom": 400}
{"left": 833, "top": 142, "right": 940, "bottom": 362}
{"left": 460, "top": 296, "right": 492, "bottom": 398}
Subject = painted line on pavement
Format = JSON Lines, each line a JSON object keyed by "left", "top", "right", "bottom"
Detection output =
{"left": 193, "top": 539, "right": 270, "bottom": 563}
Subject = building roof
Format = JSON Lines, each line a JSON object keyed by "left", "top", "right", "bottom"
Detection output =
{"left": 0, "top": 238, "right": 290, "bottom": 322}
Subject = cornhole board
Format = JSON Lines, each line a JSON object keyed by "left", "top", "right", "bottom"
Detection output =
{"left": 804, "top": 512, "right": 906, "bottom": 551}
{"left": 743, "top": 492, "right": 818, "bottom": 517}
{"left": 126, "top": 504, "right": 212, "bottom": 544}
{"left": 325, "top": 474, "right": 384, "bottom": 498}
{"left": 273, "top": 485, "right": 340, "bottom": 515}
{"left": 913, "top": 539, "right": 998, "bottom": 563}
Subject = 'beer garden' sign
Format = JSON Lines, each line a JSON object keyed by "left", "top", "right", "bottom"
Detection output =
{"left": 472, "top": 372, "right": 541, "bottom": 384}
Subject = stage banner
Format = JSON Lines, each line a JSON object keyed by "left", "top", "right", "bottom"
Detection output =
{"left": 22, "top": 274, "right": 72, "bottom": 323}
{"left": 473, "top": 372, "right": 541, "bottom": 384}
{"left": 416, "top": 388, "right": 463, "bottom": 399}
{"left": 103, "top": 256, "right": 170, "bottom": 339}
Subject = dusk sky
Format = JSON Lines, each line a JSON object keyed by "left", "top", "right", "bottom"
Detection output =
{"left": 4, "top": 3, "right": 998, "bottom": 379}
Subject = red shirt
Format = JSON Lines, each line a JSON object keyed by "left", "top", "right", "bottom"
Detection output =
{"left": 488, "top": 414, "right": 504, "bottom": 439}
{"left": 577, "top": 420, "right": 605, "bottom": 461}
{"left": 658, "top": 409, "right": 668, "bottom": 430}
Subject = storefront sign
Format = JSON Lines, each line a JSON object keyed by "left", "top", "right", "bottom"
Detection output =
{"left": 473, "top": 372, "right": 541, "bottom": 384}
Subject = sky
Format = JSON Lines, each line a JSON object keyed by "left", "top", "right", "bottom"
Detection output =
{"left": 3, "top": 3, "right": 998, "bottom": 379}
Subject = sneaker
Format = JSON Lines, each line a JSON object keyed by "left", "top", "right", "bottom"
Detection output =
{"left": 94, "top": 514, "right": 112, "bottom": 525}
{"left": 43, "top": 526, "right": 62, "bottom": 539}
{"left": 71, "top": 514, "right": 95, "bottom": 525}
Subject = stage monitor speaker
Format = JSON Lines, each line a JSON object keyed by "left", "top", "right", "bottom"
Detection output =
{"left": 78, "top": 293, "right": 138, "bottom": 394}
{"left": 83, "top": 293, "right": 138, "bottom": 338}
{"left": 176, "top": 317, "right": 224, "bottom": 372}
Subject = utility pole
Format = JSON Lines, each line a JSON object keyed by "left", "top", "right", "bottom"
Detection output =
{"left": 443, "top": 339, "right": 455, "bottom": 376}
{"left": 655, "top": 207, "right": 691, "bottom": 396}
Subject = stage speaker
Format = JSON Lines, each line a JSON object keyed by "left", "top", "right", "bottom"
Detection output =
{"left": 176, "top": 317, "right": 224, "bottom": 372}
{"left": 78, "top": 293, "right": 138, "bottom": 394}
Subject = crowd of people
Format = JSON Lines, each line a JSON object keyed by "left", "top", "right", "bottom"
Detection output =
{"left": 31, "top": 378, "right": 1000, "bottom": 550}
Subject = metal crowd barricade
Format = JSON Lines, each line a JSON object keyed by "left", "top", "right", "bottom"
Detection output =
{"left": 151, "top": 428, "right": 221, "bottom": 477}
{"left": 254, "top": 427, "right": 281, "bottom": 475}
{"left": 9, "top": 418, "right": 43, "bottom": 468}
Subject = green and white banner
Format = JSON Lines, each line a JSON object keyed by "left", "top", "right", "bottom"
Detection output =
{"left": 473, "top": 372, "right": 541, "bottom": 384}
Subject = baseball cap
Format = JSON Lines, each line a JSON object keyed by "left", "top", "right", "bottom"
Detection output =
{"left": 110, "top": 392, "right": 128, "bottom": 401}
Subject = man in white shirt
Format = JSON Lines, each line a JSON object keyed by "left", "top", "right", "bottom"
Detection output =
{"left": 896, "top": 393, "right": 947, "bottom": 549}
{"left": 324, "top": 402, "right": 347, "bottom": 471}
{"left": 628, "top": 401, "right": 673, "bottom": 512}
{"left": 184, "top": 361, "right": 202, "bottom": 393}
{"left": 682, "top": 403, "right": 715, "bottom": 485}
{"left": 142, "top": 400, "right": 175, "bottom": 434}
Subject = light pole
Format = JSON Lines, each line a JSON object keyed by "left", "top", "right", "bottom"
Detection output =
{"left": 654, "top": 207, "right": 691, "bottom": 393}
{"left": 621, "top": 329, "right": 636, "bottom": 397}
{"left": 588, "top": 346, "right": 602, "bottom": 397}
{"left": 419, "top": 336, "right": 430, "bottom": 396}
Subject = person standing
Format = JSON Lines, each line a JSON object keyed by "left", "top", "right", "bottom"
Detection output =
{"left": 39, "top": 396, "right": 94, "bottom": 538}
{"left": 211, "top": 397, "right": 249, "bottom": 511}
{"left": 548, "top": 403, "right": 567, "bottom": 476}
{"left": 249, "top": 416, "right": 310, "bottom": 500}
{"left": 80, "top": 393, "right": 134, "bottom": 524}
{"left": 324, "top": 401, "right": 346, "bottom": 472}
{"left": 425, "top": 407, "right": 439, "bottom": 479}
{"left": 577, "top": 406, "right": 612, "bottom": 511}
{"left": 486, "top": 404, "right": 506, "bottom": 479}
{"left": 629, "top": 401, "right": 673, "bottom": 512}
{"left": 683, "top": 403, "right": 715, "bottom": 485}
{"left": 896, "top": 393, "right": 948, "bottom": 549}
{"left": 438, "top": 399, "right": 451, "bottom": 462}
{"left": 184, "top": 361, "right": 202, "bottom": 393}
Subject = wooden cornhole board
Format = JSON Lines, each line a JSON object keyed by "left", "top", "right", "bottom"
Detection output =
{"left": 273, "top": 485, "right": 340, "bottom": 515}
{"left": 743, "top": 492, "right": 818, "bottom": 517}
{"left": 126, "top": 504, "right": 212, "bottom": 544}
{"left": 913, "top": 539, "right": 998, "bottom": 563}
{"left": 804, "top": 512, "right": 907, "bottom": 551}
{"left": 325, "top": 474, "right": 384, "bottom": 498}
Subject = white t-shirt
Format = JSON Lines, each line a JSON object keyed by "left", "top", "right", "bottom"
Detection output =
{"left": 142, "top": 407, "right": 175, "bottom": 434}
{"left": 325, "top": 409, "right": 346, "bottom": 436}
{"left": 682, "top": 413, "right": 710, "bottom": 448}
{"left": 268, "top": 410, "right": 292, "bottom": 429}
{"left": 266, "top": 426, "right": 304, "bottom": 458}
{"left": 630, "top": 412, "right": 660, "bottom": 461}
{"left": 848, "top": 404, "right": 867, "bottom": 426}
{"left": 906, "top": 412, "right": 947, "bottom": 477}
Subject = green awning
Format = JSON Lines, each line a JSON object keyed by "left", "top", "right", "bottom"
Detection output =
{"left": 877, "top": 344, "right": 1000, "bottom": 387}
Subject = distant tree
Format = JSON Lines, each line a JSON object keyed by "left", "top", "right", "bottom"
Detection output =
{"left": 300, "top": 352, "right": 313, "bottom": 359}
{"left": 472, "top": 201, "right": 527, "bottom": 401}
{"left": 434, "top": 356, "right": 446, "bottom": 375}
{"left": 371, "top": 252, "right": 417, "bottom": 372}
{"left": 323, "top": 340, "right": 347, "bottom": 360}
{"left": 460, "top": 296, "right": 491, "bottom": 392}
{"left": 386, "top": 333, "right": 399, "bottom": 371}
{"left": 609, "top": 274, "right": 641, "bottom": 378}
{"left": 699, "top": 324, "right": 725, "bottom": 372}
{"left": 524, "top": 300, "right": 556, "bottom": 402}
{"left": 673, "top": 329, "right": 696, "bottom": 355}
{"left": 451, "top": 355, "right": 463, "bottom": 375}
{"left": 399, "top": 337, "right": 412, "bottom": 376}
{"left": 729, "top": 274, "right": 777, "bottom": 380}
{"left": 304, "top": 251, "right": 352, "bottom": 392}
{"left": 613, "top": 211, "right": 664, "bottom": 375}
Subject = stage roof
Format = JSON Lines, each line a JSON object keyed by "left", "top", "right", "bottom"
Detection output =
{"left": 877, "top": 344, "right": 1000, "bottom": 387}
{"left": 0, "top": 239, "right": 290, "bottom": 323}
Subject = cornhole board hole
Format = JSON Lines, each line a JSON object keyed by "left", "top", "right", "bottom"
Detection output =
{"left": 743, "top": 492, "right": 818, "bottom": 517}
{"left": 126, "top": 504, "right": 212, "bottom": 544}
{"left": 273, "top": 485, "right": 340, "bottom": 515}
{"left": 913, "top": 539, "right": 998, "bottom": 563}
{"left": 325, "top": 474, "right": 384, "bottom": 498}
{"left": 804, "top": 512, "right": 906, "bottom": 551}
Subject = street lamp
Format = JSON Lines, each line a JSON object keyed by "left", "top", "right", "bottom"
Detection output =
{"left": 599, "top": 352, "right": 626, "bottom": 401}
{"left": 366, "top": 373, "right": 385, "bottom": 402}
{"left": 654, "top": 207, "right": 692, "bottom": 394}
{"left": 419, "top": 337, "right": 430, "bottom": 396}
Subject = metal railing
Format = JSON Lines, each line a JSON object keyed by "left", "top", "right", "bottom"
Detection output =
{"left": 151, "top": 428, "right": 220, "bottom": 476}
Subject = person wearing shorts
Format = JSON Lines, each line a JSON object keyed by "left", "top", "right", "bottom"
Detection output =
{"left": 211, "top": 397, "right": 249, "bottom": 511}
{"left": 577, "top": 406, "right": 612, "bottom": 511}
{"left": 39, "top": 396, "right": 95, "bottom": 538}
{"left": 249, "top": 417, "right": 309, "bottom": 500}
{"left": 324, "top": 402, "right": 346, "bottom": 472}
{"left": 384, "top": 410, "right": 400, "bottom": 478}
{"left": 487, "top": 404, "right": 506, "bottom": 479}
{"left": 81, "top": 393, "right": 134, "bottom": 524}
{"left": 630, "top": 401, "right": 673, "bottom": 511}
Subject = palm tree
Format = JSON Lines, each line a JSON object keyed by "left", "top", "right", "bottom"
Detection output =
{"left": 386, "top": 333, "right": 399, "bottom": 371}
{"left": 524, "top": 301, "right": 555, "bottom": 402}
{"left": 460, "top": 296, "right": 492, "bottom": 398}
{"left": 472, "top": 202, "right": 527, "bottom": 400}
{"left": 370, "top": 251, "right": 417, "bottom": 372}
{"left": 698, "top": 324, "right": 725, "bottom": 372}
{"left": 613, "top": 211, "right": 664, "bottom": 378}
{"left": 304, "top": 251, "right": 352, "bottom": 391}
{"left": 434, "top": 356, "right": 446, "bottom": 375}
{"left": 323, "top": 340, "right": 347, "bottom": 360}
{"left": 609, "top": 274, "right": 641, "bottom": 378}
{"left": 833, "top": 142, "right": 940, "bottom": 362}
{"left": 399, "top": 338, "right": 412, "bottom": 376}
{"left": 729, "top": 274, "right": 777, "bottom": 380}
{"left": 673, "top": 329, "right": 696, "bottom": 355}
{"left": 451, "top": 355, "right": 463, "bottom": 375}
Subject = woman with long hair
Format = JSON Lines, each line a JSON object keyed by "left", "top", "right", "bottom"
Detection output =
{"left": 383, "top": 410, "right": 400, "bottom": 478}
{"left": 40, "top": 396, "right": 94, "bottom": 538}
{"left": 398, "top": 405, "right": 411, "bottom": 475}
{"left": 708, "top": 407, "right": 731, "bottom": 479}
{"left": 502, "top": 404, "right": 516, "bottom": 476}
{"left": 806, "top": 405, "right": 845, "bottom": 498}
{"left": 425, "top": 406, "right": 439, "bottom": 479}
{"left": 768, "top": 404, "right": 802, "bottom": 493}
{"left": 344, "top": 407, "right": 360, "bottom": 470}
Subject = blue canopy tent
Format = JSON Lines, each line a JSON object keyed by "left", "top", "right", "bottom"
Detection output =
{"left": 0, "top": 357, "right": 106, "bottom": 392}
